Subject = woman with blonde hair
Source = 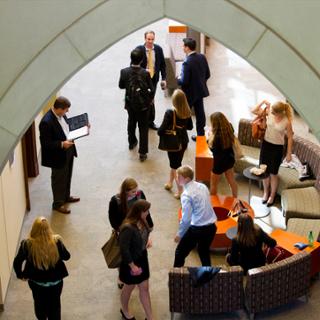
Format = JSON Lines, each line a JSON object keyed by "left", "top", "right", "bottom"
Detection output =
{"left": 13, "top": 216, "right": 70, "bottom": 320}
{"left": 158, "top": 89, "right": 193, "bottom": 199}
{"left": 252, "top": 100, "right": 293, "bottom": 206}
{"left": 208, "top": 112, "right": 238, "bottom": 197}
{"left": 226, "top": 213, "right": 276, "bottom": 273}
{"left": 119, "top": 199, "right": 154, "bottom": 320}
{"left": 108, "top": 178, "right": 153, "bottom": 289}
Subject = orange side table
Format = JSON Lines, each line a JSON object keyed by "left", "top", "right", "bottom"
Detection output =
{"left": 195, "top": 136, "right": 213, "bottom": 182}
{"left": 270, "top": 229, "right": 320, "bottom": 277}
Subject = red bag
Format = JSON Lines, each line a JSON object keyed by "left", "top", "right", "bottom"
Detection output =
{"left": 264, "top": 246, "right": 291, "bottom": 264}
{"left": 252, "top": 109, "right": 267, "bottom": 140}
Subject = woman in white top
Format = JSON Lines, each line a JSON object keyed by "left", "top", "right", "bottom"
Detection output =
{"left": 252, "top": 100, "right": 293, "bottom": 206}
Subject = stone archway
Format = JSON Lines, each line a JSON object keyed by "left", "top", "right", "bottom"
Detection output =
{"left": 1, "top": 0, "right": 319, "bottom": 172}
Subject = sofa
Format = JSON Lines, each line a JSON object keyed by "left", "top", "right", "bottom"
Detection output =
{"left": 245, "top": 251, "right": 311, "bottom": 319}
{"left": 287, "top": 218, "right": 320, "bottom": 240}
{"left": 169, "top": 252, "right": 311, "bottom": 319}
{"left": 235, "top": 118, "right": 320, "bottom": 224}
{"left": 168, "top": 265, "right": 244, "bottom": 318}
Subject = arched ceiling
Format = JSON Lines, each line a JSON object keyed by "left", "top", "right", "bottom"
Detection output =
{"left": 0, "top": 0, "right": 319, "bottom": 172}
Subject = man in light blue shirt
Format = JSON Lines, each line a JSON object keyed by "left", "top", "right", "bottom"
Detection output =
{"left": 174, "top": 165, "right": 217, "bottom": 267}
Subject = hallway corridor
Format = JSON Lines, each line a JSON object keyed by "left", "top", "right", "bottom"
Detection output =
{"left": 1, "top": 19, "right": 319, "bottom": 320}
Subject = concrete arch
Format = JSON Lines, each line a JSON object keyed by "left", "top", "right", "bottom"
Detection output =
{"left": 1, "top": 0, "right": 320, "bottom": 172}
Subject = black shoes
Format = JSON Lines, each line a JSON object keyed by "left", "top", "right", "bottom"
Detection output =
{"left": 149, "top": 123, "right": 158, "bottom": 130}
{"left": 129, "top": 141, "right": 138, "bottom": 150}
{"left": 139, "top": 154, "right": 147, "bottom": 162}
{"left": 191, "top": 134, "right": 197, "bottom": 142}
{"left": 266, "top": 200, "right": 275, "bottom": 207}
{"left": 120, "top": 309, "right": 135, "bottom": 320}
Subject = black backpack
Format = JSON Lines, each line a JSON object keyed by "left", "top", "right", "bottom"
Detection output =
{"left": 126, "top": 70, "right": 152, "bottom": 112}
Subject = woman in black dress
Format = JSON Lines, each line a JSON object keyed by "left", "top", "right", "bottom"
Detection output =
{"left": 13, "top": 217, "right": 70, "bottom": 320}
{"left": 108, "top": 177, "right": 153, "bottom": 289}
{"left": 208, "top": 112, "right": 238, "bottom": 197}
{"left": 158, "top": 89, "right": 193, "bottom": 199}
{"left": 119, "top": 199, "right": 154, "bottom": 320}
{"left": 226, "top": 213, "right": 277, "bottom": 273}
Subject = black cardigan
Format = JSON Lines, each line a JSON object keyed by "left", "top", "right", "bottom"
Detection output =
{"left": 119, "top": 224, "right": 146, "bottom": 264}
{"left": 229, "top": 227, "right": 276, "bottom": 273}
{"left": 108, "top": 190, "right": 153, "bottom": 231}
{"left": 13, "top": 238, "right": 70, "bottom": 282}
{"left": 158, "top": 109, "right": 193, "bottom": 146}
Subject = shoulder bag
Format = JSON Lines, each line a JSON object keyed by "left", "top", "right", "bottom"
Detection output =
{"left": 101, "top": 230, "right": 121, "bottom": 269}
{"left": 252, "top": 108, "right": 267, "bottom": 140}
{"left": 158, "top": 110, "right": 182, "bottom": 152}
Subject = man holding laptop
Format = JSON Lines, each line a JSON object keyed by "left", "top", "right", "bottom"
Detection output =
{"left": 39, "top": 96, "right": 84, "bottom": 214}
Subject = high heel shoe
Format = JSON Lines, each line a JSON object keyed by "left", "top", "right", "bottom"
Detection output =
{"left": 266, "top": 197, "right": 275, "bottom": 207}
{"left": 164, "top": 183, "right": 173, "bottom": 191}
{"left": 262, "top": 194, "right": 269, "bottom": 204}
{"left": 174, "top": 193, "right": 181, "bottom": 200}
{"left": 120, "top": 309, "right": 135, "bottom": 320}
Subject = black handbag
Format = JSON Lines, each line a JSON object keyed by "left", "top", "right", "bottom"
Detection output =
{"left": 158, "top": 110, "right": 182, "bottom": 152}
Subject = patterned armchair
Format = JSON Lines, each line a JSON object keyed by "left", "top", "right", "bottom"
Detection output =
{"left": 168, "top": 266, "right": 244, "bottom": 319}
{"left": 235, "top": 118, "right": 320, "bottom": 224}
{"left": 245, "top": 251, "right": 311, "bottom": 319}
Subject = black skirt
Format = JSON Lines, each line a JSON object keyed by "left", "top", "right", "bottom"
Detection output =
{"left": 211, "top": 147, "right": 235, "bottom": 175}
{"left": 167, "top": 145, "right": 187, "bottom": 169}
{"left": 259, "top": 140, "right": 284, "bottom": 175}
{"left": 119, "top": 249, "right": 149, "bottom": 285}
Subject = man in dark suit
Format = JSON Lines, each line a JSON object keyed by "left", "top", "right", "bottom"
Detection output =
{"left": 39, "top": 96, "right": 80, "bottom": 214}
{"left": 136, "top": 30, "right": 167, "bottom": 130}
{"left": 119, "top": 49, "right": 154, "bottom": 162}
{"left": 178, "top": 37, "right": 211, "bottom": 141}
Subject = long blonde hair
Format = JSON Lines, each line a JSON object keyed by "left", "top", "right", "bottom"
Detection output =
{"left": 172, "top": 89, "right": 191, "bottom": 119}
{"left": 208, "top": 112, "right": 235, "bottom": 149}
{"left": 271, "top": 101, "right": 293, "bottom": 121}
{"left": 27, "top": 217, "right": 60, "bottom": 270}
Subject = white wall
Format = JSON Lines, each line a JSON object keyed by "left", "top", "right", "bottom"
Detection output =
{"left": 0, "top": 143, "right": 26, "bottom": 305}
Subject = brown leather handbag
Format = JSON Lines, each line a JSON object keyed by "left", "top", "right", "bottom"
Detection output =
{"left": 252, "top": 108, "right": 267, "bottom": 140}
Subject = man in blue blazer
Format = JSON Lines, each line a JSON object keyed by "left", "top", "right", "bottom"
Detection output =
{"left": 39, "top": 96, "right": 80, "bottom": 214}
{"left": 178, "top": 38, "right": 211, "bottom": 141}
{"left": 136, "top": 30, "right": 167, "bottom": 130}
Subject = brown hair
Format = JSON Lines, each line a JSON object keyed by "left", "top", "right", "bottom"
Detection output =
{"left": 27, "top": 217, "right": 60, "bottom": 270}
{"left": 177, "top": 165, "right": 194, "bottom": 180}
{"left": 122, "top": 199, "right": 151, "bottom": 227}
{"left": 144, "top": 30, "right": 155, "bottom": 39}
{"left": 172, "top": 89, "right": 191, "bottom": 119}
{"left": 271, "top": 101, "right": 293, "bottom": 121}
{"left": 54, "top": 96, "right": 71, "bottom": 110}
{"left": 236, "top": 214, "right": 260, "bottom": 247}
{"left": 119, "top": 178, "right": 138, "bottom": 216}
{"left": 208, "top": 112, "right": 235, "bottom": 149}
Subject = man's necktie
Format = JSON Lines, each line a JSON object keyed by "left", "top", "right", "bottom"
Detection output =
{"left": 148, "top": 49, "right": 154, "bottom": 79}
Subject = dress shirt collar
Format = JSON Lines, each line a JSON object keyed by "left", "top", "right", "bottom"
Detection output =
{"left": 51, "top": 108, "right": 62, "bottom": 119}
{"left": 187, "top": 51, "right": 196, "bottom": 56}
{"left": 145, "top": 45, "right": 154, "bottom": 51}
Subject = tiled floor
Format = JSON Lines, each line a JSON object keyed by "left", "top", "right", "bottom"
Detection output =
{"left": 1, "top": 19, "right": 319, "bottom": 320}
